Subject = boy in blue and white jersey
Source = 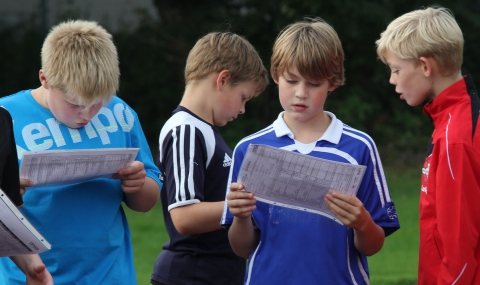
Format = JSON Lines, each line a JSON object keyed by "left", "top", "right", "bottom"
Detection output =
{"left": 222, "top": 18, "right": 400, "bottom": 284}
{"left": 0, "top": 20, "right": 162, "bottom": 284}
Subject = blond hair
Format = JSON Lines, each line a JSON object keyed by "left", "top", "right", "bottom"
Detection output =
{"left": 184, "top": 32, "right": 269, "bottom": 96}
{"left": 270, "top": 18, "right": 345, "bottom": 87}
{"left": 41, "top": 20, "right": 119, "bottom": 108}
{"left": 376, "top": 6, "right": 464, "bottom": 76}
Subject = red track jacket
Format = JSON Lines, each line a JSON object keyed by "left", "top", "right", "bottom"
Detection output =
{"left": 419, "top": 75, "right": 480, "bottom": 284}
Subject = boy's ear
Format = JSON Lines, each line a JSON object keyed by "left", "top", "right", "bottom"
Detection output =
{"left": 328, "top": 84, "right": 338, "bottom": 92}
{"left": 419, "top": 57, "right": 433, "bottom": 77}
{"left": 39, "top": 70, "right": 50, "bottom": 89}
{"left": 216, "top": 70, "right": 231, "bottom": 91}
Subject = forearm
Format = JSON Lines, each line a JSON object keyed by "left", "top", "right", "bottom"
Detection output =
{"left": 228, "top": 216, "right": 258, "bottom": 259}
{"left": 10, "top": 254, "right": 43, "bottom": 274}
{"left": 170, "top": 201, "right": 224, "bottom": 235}
{"left": 124, "top": 177, "right": 160, "bottom": 212}
{"left": 354, "top": 218, "right": 385, "bottom": 256}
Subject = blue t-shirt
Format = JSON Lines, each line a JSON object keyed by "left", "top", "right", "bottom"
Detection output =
{"left": 0, "top": 90, "right": 162, "bottom": 285}
{"left": 221, "top": 111, "right": 400, "bottom": 285}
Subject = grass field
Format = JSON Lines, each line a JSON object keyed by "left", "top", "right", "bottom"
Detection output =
{"left": 368, "top": 168, "right": 420, "bottom": 285}
{"left": 125, "top": 167, "right": 421, "bottom": 285}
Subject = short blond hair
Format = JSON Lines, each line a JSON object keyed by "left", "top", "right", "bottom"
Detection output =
{"left": 41, "top": 20, "right": 119, "bottom": 107}
{"left": 376, "top": 6, "right": 464, "bottom": 76}
{"left": 185, "top": 32, "right": 269, "bottom": 96}
{"left": 270, "top": 18, "right": 345, "bottom": 87}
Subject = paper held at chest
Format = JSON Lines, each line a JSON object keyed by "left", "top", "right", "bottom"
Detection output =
{"left": 20, "top": 148, "right": 139, "bottom": 187}
{"left": 238, "top": 144, "right": 366, "bottom": 224}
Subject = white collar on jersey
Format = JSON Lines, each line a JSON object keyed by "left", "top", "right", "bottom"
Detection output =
{"left": 272, "top": 111, "right": 343, "bottom": 145}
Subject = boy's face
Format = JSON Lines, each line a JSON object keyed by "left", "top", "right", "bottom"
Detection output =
{"left": 46, "top": 88, "right": 103, "bottom": 129}
{"left": 39, "top": 71, "right": 104, "bottom": 129}
{"left": 276, "top": 67, "right": 336, "bottom": 126}
{"left": 385, "top": 50, "right": 433, "bottom": 106}
{"left": 213, "top": 80, "right": 258, "bottom": 127}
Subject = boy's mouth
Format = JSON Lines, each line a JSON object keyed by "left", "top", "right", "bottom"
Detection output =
{"left": 293, "top": 104, "right": 307, "bottom": 111}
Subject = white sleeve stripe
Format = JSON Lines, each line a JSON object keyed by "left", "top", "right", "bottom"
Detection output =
{"left": 179, "top": 125, "right": 187, "bottom": 201}
{"left": 188, "top": 126, "right": 196, "bottom": 199}
{"left": 238, "top": 126, "right": 274, "bottom": 145}
{"left": 312, "top": 146, "right": 359, "bottom": 165}
{"left": 343, "top": 130, "right": 389, "bottom": 205}
{"left": 172, "top": 127, "right": 181, "bottom": 203}
{"left": 343, "top": 126, "right": 390, "bottom": 202}
{"left": 221, "top": 144, "right": 239, "bottom": 224}
{"left": 346, "top": 237, "right": 359, "bottom": 285}
{"left": 245, "top": 240, "right": 261, "bottom": 285}
{"left": 452, "top": 263, "right": 467, "bottom": 285}
{"left": 446, "top": 113, "right": 455, "bottom": 180}
{"left": 357, "top": 255, "right": 370, "bottom": 284}
{"left": 174, "top": 125, "right": 197, "bottom": 202}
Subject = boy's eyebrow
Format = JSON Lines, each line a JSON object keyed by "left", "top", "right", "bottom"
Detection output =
{"left": 284, "top": 73, "right": 298, "bottom": 80}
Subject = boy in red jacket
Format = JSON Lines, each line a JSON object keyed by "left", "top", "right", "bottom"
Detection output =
{"left": 376, "top": 6, "right": 480, "bottom": 284}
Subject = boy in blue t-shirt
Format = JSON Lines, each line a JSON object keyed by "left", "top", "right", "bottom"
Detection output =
{"left": 222, "top": 18, "right": 400, "bottom": 284}
{"left": 0, "top": 20, "right": 162, "bottom": 284}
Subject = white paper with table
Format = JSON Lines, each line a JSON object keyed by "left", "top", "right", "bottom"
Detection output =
{"left": 0, "top": 188, "right": 51, "bottom": 256}
{"left": 20, "top": 148, "right": 139, "bottom": 187}
{"left": 237, "top": 144, "right": 366, "bottom": 223}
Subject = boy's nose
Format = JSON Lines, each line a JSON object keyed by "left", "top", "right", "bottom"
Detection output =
{"left": 295, "top": 85, "right": 308, "bottom": 98}
{"left": 389, "top": 75, "right": 396, "bottom": 85}
{"left": 239, "top": 103, "right": 246, "bottom": 114}
{"left": 79, "top": 108, "right": 96, "bottom": 121}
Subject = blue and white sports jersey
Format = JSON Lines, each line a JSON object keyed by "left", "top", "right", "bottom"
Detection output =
{"left": 0, "top": 90, "right": 162, "bottom": 285}
{"left": 221, "top": 111, "right": 399, "bottom": 285}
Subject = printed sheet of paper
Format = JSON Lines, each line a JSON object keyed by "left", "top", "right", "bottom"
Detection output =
{"left": 0, "top": 188, "right": 51, "bottom": 256}
{"left": 238, "top": 144, "right": 366, "bottom": 223}
{"left": 20, "top": 148, "right": 139, "bottom": 187}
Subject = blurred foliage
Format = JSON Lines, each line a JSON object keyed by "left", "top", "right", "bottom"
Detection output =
{"left": 1, "top": 0, "right": 479, "bottom": 168}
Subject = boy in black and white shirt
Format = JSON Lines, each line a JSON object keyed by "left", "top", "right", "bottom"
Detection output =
{"left": 152, "top": 32, "right": 268, "bottom": 285}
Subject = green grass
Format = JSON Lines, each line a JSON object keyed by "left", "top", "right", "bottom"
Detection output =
{"left": 368, "top": 168, "right": 420, "bottom": 285}
{"left": 124, "top": 204, "right": 168, "bottom": 285}
{"left": 125, "top": 167, "right": 421, "bottom": 285}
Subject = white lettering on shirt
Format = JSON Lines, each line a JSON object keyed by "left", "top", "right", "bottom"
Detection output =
{"left": 16, "top": 103, "right": 135, "bottom": 159}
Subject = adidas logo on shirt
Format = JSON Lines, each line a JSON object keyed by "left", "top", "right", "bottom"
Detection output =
{"left": 223, "top": 153, "right": 232, "bottom": 167}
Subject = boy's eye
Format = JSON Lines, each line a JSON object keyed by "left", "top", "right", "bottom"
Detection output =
{"left": 309, "top": 83, "right": 320, "bottom": 87}
{"left": 66, "top": 101, "right": 81, "bottom": 108}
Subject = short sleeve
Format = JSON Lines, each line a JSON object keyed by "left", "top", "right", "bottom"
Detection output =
{"left": 160, "top": 124, "right": 208, "bottom": 211}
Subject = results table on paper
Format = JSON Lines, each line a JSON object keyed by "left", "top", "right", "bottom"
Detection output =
{"left": 20, "top": 148, "right": 139, "bottom": 187}
{"left": 238, "top": 144, "right": 366, "bottom": 222}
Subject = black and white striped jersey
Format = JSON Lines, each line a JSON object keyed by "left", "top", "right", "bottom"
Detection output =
{"left": 153, "top": 105, "right": 244, "bottom": 285}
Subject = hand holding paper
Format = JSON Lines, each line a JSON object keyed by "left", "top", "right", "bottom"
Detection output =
{"left": 227, "top": 182, "right": 257, "bottom": 219}
{"left": 113, "top": 161, "right": 146, "bottom": 194}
